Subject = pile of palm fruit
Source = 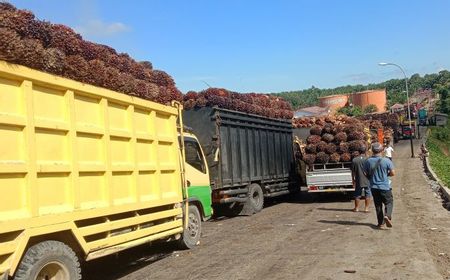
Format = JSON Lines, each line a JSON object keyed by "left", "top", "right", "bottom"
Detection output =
{"left": 358, "top": 112, "right": 400, "bottom": 144}
{"left": 0, "top": 2, "right": 181, "bottom": 104}
{"left": 183, "top": 88, "right": 293, "bottom": 119}
{"left": 298, "top": 115, "right": 369, "bottom": 165}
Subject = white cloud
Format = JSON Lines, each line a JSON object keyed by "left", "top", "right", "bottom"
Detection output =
{"left": 75, "top": 19, "right": 130, "bottom": 37}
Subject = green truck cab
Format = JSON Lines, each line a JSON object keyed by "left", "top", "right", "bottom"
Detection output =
{"left": 178, "top": 131, "right": 213, "bottom": 248}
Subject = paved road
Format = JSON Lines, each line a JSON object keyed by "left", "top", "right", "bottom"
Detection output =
{"left": 85, "top": 138, "right": 450, "bottom": 280}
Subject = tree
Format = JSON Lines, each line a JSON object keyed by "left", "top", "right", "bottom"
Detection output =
{"left": 438, "top": 88, "right": 450, "bottom": 114}
{"left": 274, "top": 69, "right": 450, "bottom": 110}
{"left": 337, "top": 105, "right": 363, "bottom": 117}
{"left": 363, "top": 104, "right": 378, "bottom": 114}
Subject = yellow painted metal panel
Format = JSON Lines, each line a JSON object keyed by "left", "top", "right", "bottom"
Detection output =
{"left": 86, "top": 227, "right": 182, "bottom": 261}
{"left": 0, "top": 240, "right": 18, "bottom": 256}
{"left": 36, "top": 173, "right": 73, "bottom": 215}
{"left": 78, "top": 172, "right": 108, "bottom": 210}
{"left": 32, "top": 85, "right": 68, "bottom": 124}
{"left": 136, "top": 139, "right": 156, "bottom": 166}
{"left": 0, "top": 124, "right": 26, "bottom": 165}
{"left": 111, "top": 171, "right": 136, "bottom": 206}
{"left": 108, "top": 102, "right": 130, "bottom": 132}
{"left": 0, "top": 77, "right": 23, "bottom": 117}
{"left": 134, "top": 108, "right": 155, "bottom": 136}
{"left": 0, "top": 173, "right": 29, "bottom": 220}
{"left": 0, "top": 61, "right": 185, "bottom": 275}
{"left": 0, "top": 114, "right": 26, "bottom": 127}
{"left": 78, "top": 208, "right": 181, "bottom": 236}
{"left": 0, "top": 199, "right": 181, "bottom": 236}
{"left": 74, "top": 93, "right": 103, "bottom": 128}
{"left": 76, "top": 132, "right": 105, "bottom": 166}
{"left": 35, "top": 128, "right": 69, "bottom": 163}
{"left": 110, "top": 136, "right": 132, "bottom": 165}
{"left": 137, "top": 171, "right": 159, "bottom": 201}
{"left": 88, "top": 219, "right": 182, "bottom": 250}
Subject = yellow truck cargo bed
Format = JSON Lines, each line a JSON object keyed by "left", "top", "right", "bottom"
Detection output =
{"left": 0, "top": 61, "right": 185, "bottom": 276}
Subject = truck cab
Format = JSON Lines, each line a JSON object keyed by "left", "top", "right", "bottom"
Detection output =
{"left": 182, "top": 131, "right": 213, "bottom": 220}
{"left": 177, "top": 130, "right": 212, "bottom": 248}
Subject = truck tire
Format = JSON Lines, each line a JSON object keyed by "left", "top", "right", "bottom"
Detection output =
{"left": 178, "top": 205, "right": 201, "bottom": 249}
{"left": 248, "top": 183, "right": 264, "bottom": 213}
{"left": 14, "top": 240, "right": 81, "bottom": 280}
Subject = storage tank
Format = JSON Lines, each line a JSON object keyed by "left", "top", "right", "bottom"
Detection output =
{"left": 351, "top": 89, "right": 386, "bottom": 112}
{"left": 318, "top": 94, "right": 348, "bottom": 110}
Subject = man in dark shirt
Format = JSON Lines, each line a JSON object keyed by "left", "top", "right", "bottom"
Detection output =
{"left": 364, "top": 142, "right": 395, "bottom": 229}
{"left": 351, "top": 144, "right": 371, "bottom": 212}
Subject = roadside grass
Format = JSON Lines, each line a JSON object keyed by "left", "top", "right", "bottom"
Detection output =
{"left": 427, "top": 122, "right": 450, "bottom": 188}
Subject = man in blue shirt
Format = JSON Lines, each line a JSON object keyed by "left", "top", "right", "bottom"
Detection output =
{"left": 364, "top": 142, "right": 395, "bottom": 229}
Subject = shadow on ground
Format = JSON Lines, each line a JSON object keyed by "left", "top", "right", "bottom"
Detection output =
{"left": 318, "top": 219, "right": 377, "bottom": 229}
{"left": 84, "top": 242, "right": 179, "bottom": 280}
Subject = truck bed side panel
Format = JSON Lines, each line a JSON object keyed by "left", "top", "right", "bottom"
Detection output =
{"left": 0, "top": 62, "right": 184, "bottom": 274}
{"left": 184, "top": 107, "right": 294, "bottom": 190}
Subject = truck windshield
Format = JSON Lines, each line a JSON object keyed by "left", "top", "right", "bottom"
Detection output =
{"left": 184, "top": 138, "right": 206, "bottom": 173}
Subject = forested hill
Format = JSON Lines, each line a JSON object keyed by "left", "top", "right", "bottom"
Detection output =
{"left": 273, "top": 70, "right": 450, "bottom": 110}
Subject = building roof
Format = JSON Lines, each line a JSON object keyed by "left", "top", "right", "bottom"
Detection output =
{"left": 390, "top": 103, "right": 404, "bottom": 109}
{"left": 294, "top": 106, "right": 329, "bottom": 118}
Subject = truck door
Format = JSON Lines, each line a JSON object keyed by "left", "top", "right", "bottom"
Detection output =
{"left": 183, "top": 137, "right": 213, "bottom": 218}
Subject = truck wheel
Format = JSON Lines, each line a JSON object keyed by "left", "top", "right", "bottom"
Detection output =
{"left": 248, "top": 183, "right": 264, "bottom": 213}
{"left": 14, "top": 240, "right": 81, "bottom": 280}
{"left": 178, "top": 205, "right": 201, "bottom": 249}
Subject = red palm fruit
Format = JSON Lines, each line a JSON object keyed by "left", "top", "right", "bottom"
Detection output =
{"left": 338, "top": 142, "right": 349, "bottom": 154}
{"left": 340, "top": 153, "right": 351, "bottom": 162}
{"left": 329, "top": 153, "right": 341, "bottom": 163}
{"left": 335, "top": 132, "right": 348, "bottom": 143}
{"left": 315, "top": 152, "right": 330, "bottom": 164}
{"left": 316, "top": 141, "right": 327, "bottom": 152}
{"left": 325, "top": 143, "right": 337, "bottom": 154}
{"left": 321, "top": 133, "right": 334, "bottom": 143}
{"left": 64, "top": 55, "right": 89, "bottom": 81}
{"left": 0, "top": 28, "right": 21, "bottom": 62}
{"left": 310, "top": 125, "right": 323, "bottom": 136}
{"left": 307, "top": 135, "right": 322, "bottom": 144}
{"left": 303, "top": 154, "right": 316, "bottom": 165}
{"left": 305, "top": 144, "right": 317, "bottom": 154}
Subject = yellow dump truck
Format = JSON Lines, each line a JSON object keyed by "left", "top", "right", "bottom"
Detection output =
{"left": 0, "top": 61, "right": 212, "bottom": 279}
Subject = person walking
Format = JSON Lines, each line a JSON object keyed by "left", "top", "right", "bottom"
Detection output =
{"left": 384, "top": 143, "right": 394, "bottom": 161}
{"left": 364, "top": 142, "right": 395, "bottom": 229}
{"left": 351, "top": 145, "right": 371, "bottom": 212}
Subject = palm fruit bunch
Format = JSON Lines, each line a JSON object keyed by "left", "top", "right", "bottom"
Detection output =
{"left": 315, "top": 152, "right": 330, "bottom": 164}
{"left": 0, "top": 3, "right": 181, "bottom": 105}
{"left": 298, "top": 114, "right": 378, "bottom": 164}
{"left": 182, "top": 88, "right": 293, "bottom": 120}
{"left": 316, "top": 141, "right": 327, "bottom": 153}
{"left": 329, "top": 153, "right": 341, "bottom": 163}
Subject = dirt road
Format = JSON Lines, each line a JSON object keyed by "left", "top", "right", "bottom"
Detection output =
{"left": 85, "top": 139, "right": 450, "bottom": 280}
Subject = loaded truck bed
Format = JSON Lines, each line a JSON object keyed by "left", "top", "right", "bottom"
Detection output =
{"left": 183, "top": 107, "right": 296, "bottom": 212}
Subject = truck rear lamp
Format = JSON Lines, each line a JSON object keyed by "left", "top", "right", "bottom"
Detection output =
{"left": 308, "top": 186, "right": 318, "bottom": 191}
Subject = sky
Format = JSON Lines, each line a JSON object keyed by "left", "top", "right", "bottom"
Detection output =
{"left": 8, "top": 0, "right": 450, "bottom": 93}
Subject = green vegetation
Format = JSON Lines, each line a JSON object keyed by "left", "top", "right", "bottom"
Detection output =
{"left": 437, "top": 87, "right": 450, "bottom": 114}
{"left": 337, "top": 105, "right": 363, "bottom": 117}
{"left": 427, "top": 121, "right": 450, "bottom": 188}
{"left": 363, "top": 104, "right": 378, "bottom": 114}
{"left": 274, "top": 70, "right": 450, "bottom": 109}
